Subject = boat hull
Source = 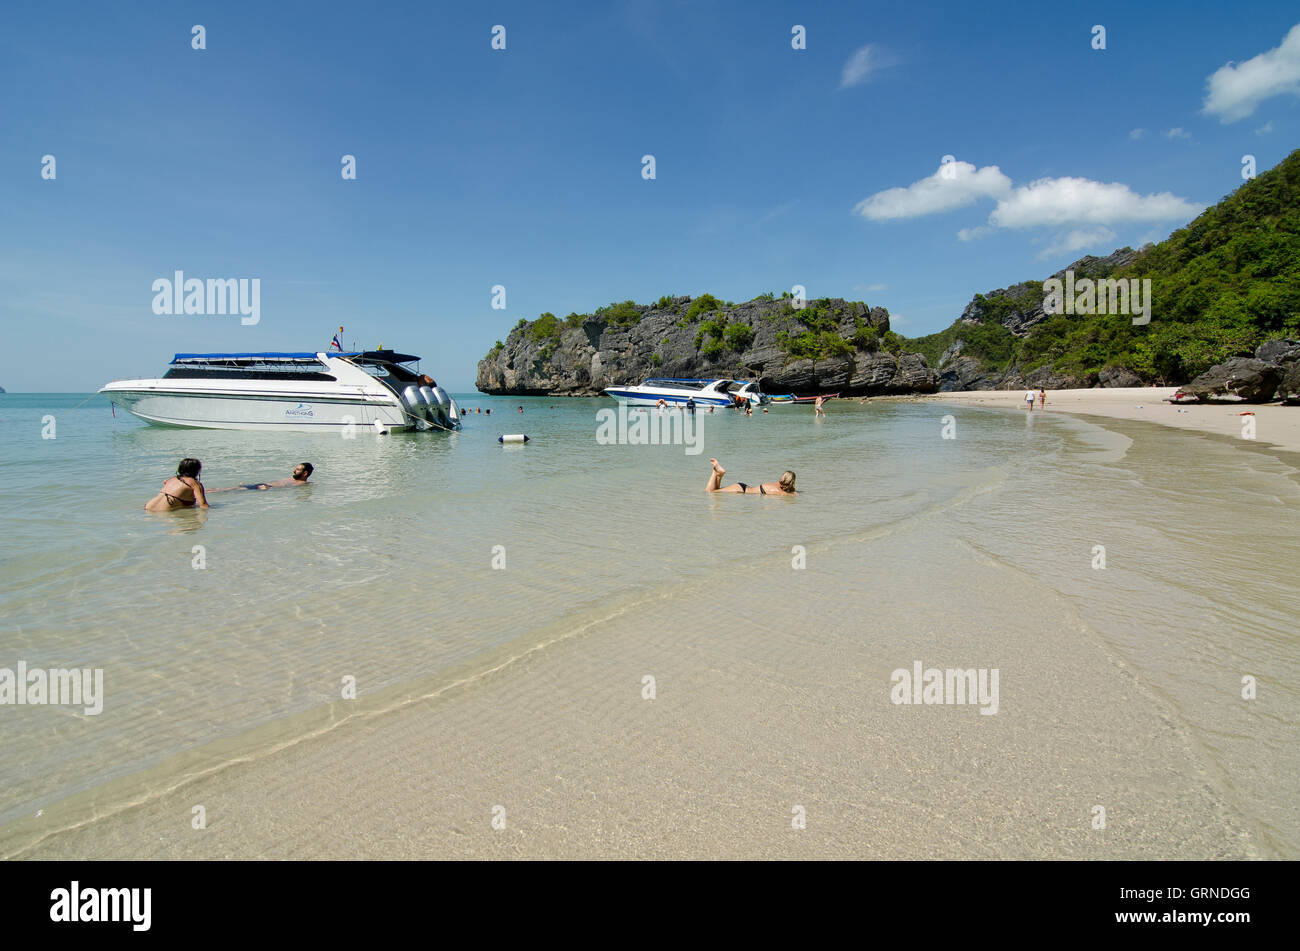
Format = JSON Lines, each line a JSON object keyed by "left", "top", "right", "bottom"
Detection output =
{"left": 100, "top": 386, "right": 412, "bottom": 432}
{"left": 604, "top": 389, "right": 737, "bottom": 408}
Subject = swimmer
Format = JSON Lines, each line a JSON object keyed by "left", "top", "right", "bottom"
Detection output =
{"left": 211, "top": 463, "right": 313, "bottom": 492}
{"left": 145, "top": 458, "right": 209, "bottom": 512}
{"left": 704, "top": 458, "right": 796, "bottom": 496}
{"left": 250, "top": 462, "right": 313, "bottom": 490}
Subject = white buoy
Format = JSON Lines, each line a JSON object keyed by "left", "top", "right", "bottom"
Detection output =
{"left": 499, "top": 434, "right": 529, "bottom": 443}
{"left": 373, "top": 419, "right": 389, "bottom": 435}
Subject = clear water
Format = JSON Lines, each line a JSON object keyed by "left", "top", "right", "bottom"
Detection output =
{"left": 0, "top": 392, "right": 1296, "bottom": 856}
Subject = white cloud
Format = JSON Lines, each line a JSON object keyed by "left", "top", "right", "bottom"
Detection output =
{"left": 989, "top": 177, "right": 1203, "bottom": 229}
{"left": 1165, "top": 127, "right": 1191, "bottom": 139}
{"left": 1129, "top": 128, "right": 1145, "bottom": 139}
{"left": 839, "top": 44, "right": 898, "bottom": 88}
{"left": 1203, "top": 22, "right": 1300, "bottom": 122}
{"left": 1037, "top": 227, "right": 1117, "bottom": 260}
{"left": 853, "top": 282, "right": 888, "bottom": 292}
{"left": 1255, "top": 120, "right": 1274, "bottom": 135}
{"left": 956, "top": 225, "right": 993, "bottom": 241}
{"left": 853, "top": 160, "right": 1011, "bottom": 220}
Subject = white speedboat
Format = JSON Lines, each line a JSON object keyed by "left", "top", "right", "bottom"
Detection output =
{"left": 602, "top": 378, "right": 766, "bottom": 408}
{"left": 99, "top": 350, "right": 460, "bottom": 432}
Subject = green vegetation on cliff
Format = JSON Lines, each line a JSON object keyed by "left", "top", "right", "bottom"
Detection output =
{"left": 905, "top": 150, "right": 1300, "bottom": 382}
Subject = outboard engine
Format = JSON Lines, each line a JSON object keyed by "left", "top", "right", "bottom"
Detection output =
{"left": 418, "top": 386, "right": 447, "bottom": 426}
{"left": 401, "top": 385, "right": 426, "bottom": 420}
{"left": 446, "top": 397, "right": 460, "bottom": 427}
{"left": 431, "top": 385, "right": 453, "bottom": 421}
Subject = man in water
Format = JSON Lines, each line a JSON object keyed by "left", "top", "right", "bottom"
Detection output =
{"left": 686, "top": 397, "right": 696, "bottom": 415}
{"left": 214, "top": 463, "right": 313, "bottom": 492}
{"left": 258, "top": 462, "right": 313, "bottom": 488}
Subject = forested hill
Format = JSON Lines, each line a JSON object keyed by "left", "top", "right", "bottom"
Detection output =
{"left": 904, "top": 149, "right": 1300, "bottom": 390}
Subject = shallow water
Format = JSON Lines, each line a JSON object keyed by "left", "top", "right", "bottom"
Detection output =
{"left": 0, "top": 392, "right": 1296, "bottom": 856}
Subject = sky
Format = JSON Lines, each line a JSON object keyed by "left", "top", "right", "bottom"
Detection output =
{"left": 1, "top": 0, "right": 1298, "bottom": 391}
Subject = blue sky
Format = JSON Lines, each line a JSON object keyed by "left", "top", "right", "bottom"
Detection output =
{"left": 2, "top": 0, "right": 1298, "bottom": 391}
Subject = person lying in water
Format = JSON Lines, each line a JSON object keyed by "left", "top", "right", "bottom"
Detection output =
{"left": 145, "top": 457, "right": 209, "bottom": 511}
{"left": 212, "top": 463, "right": 313, "bottom": 492}
{"left": 704, "top": 458, "right": 796, "bottom": 495}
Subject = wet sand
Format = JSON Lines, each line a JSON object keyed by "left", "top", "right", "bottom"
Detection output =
{"left": 920, "top": 387, "right": 1300, "bottom": 455}
{"left": 11, "top": 519, "right": 1260, "bottom": 860}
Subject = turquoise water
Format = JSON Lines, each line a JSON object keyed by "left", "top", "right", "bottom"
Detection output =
{"left": 1, "top": 391, "right": 1297, "bottom": 855}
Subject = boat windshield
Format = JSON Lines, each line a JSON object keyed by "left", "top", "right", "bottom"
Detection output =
{"left": 346, "top": 354, "right": 423, "bottom": 383}
{"left": 163, "top": 355, "right": 335, "bottom": 381}
{"left": 643, "top": 379, "right": 715, "bottom": 392}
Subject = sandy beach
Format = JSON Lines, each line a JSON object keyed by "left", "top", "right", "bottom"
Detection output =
{"left": 919, "top": 387, "right": 1300, "bottom": 457}
{"left": 5, "top": 394, "right": 1295, "bottom": 861}
{"left": 5, "top": 520, "right": 1262, "bottom": 860}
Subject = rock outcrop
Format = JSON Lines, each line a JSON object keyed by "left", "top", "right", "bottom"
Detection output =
{"left": 1184, "top": 358, "right": 1284, "bottom": 403}
{"left": 1281, "top": 362, "right": 1300, "bottom": 405}
{"left": 476, "top": 296, "right": 940, "bottom": 396}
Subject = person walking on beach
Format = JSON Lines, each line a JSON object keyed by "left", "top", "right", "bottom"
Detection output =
{"left": 145, "top": 458, "right": 209, "bottom": 512}
{"left": 1038, "top": 388, "right": 1046, "bottom": 409}
{"left": 705, "top": 458, "right": 796, "bottom": 495}
{"left": 1025, "top": 389, "right": 1036, "bottom": 412}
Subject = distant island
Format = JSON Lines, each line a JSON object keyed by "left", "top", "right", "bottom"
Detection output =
{"left": 0, "top": 385, "right": 6, "bottom": 393}
{"left": 478, "top": 149, "right": 1300, "bottom": 402}
{"left": 476, "top": 294, "right": 938, "bottom": 397}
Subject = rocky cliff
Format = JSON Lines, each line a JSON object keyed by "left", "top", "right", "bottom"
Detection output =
{"left": 476, "top": 296, "right": 940, "bottom": 396}
{"left": 931, "top": 248, "right": 1149, "bottom": 392}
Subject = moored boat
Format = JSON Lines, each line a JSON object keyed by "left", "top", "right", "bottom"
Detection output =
{"left": 99, "top": 350, "right": 460, "bottom": 432}
{"left": 603, "top": 378, "right": 767, "bottom": 408}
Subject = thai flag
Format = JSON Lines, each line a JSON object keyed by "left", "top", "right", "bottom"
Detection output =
{"left": 330, "top": 326, "right": 344, "bottom": 351}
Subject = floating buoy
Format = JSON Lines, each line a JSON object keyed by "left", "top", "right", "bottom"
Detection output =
{"left": 499, "top": 434, "right": 529, "bottom": 444}
{"left": 373, "top": 419, "right": 389, "bottom": 436}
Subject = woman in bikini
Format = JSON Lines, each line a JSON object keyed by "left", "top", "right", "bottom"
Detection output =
{"left": 144, "top": 458, "right": 209, "bottom": 512}
{"left": 704, "top": 458, "right": 796, "bottom": 495}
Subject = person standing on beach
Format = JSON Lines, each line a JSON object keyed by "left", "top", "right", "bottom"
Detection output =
{"left": 1025, "top": 389, "right": 1035, "bottom": 411}
{"left": 1038, "top": 388, "right": 1046, "bottom": 409}
{"left": 145, "top": 458, "right": 209, "bottom": 512}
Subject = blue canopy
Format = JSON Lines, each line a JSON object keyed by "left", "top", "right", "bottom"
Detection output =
{"left": 171, "top": 352, "right": 352, "bottom": 362}
{"left": 170, "top": 350, "right": 421, "bottom": 363}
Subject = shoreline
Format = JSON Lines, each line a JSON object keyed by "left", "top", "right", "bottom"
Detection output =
{"left": 903, "top": 387, "right": 1300, "bottom": 458}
